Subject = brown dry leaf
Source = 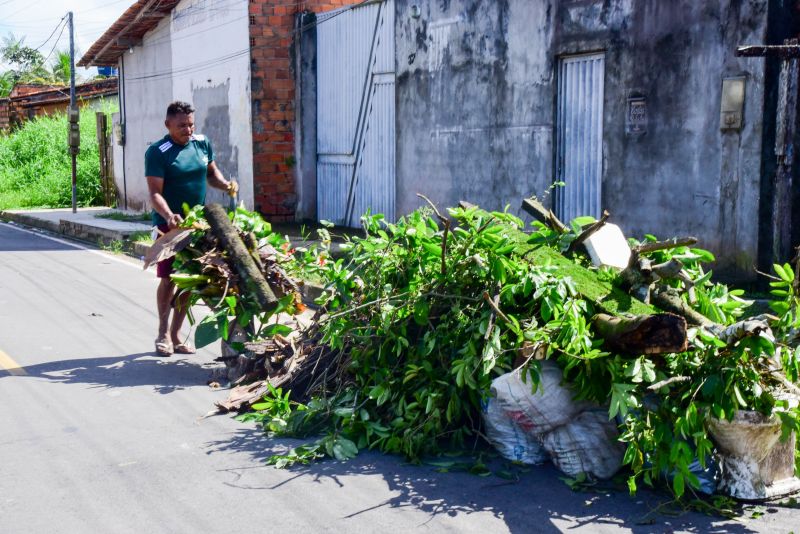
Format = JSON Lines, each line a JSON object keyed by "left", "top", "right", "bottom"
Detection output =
{"left": 142, "top": 228, "right": 194, "bottom": 270}
{"left": 197, "top": 250, "right": 235, "bottom": 279}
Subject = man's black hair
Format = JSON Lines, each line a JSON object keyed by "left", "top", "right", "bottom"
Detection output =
{"left": 166, "top": 101, "right": 195, "bottom": 118}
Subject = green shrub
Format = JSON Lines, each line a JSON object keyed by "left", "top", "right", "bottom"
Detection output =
{"left": 0, "top": 99, "right": 116, "bottom": 209}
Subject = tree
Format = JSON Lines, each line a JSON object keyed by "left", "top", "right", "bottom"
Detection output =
{"left": 1, "top": 34, "right": 45, "bottom": 75}
{"left": 0, "top": 71, "right": 14, "bottom": 97}
{"left": 0, "top": 34, "right": 78, "bottom": 91}
{"left": 50, "top": 51, "right": 71, "bottom": 85}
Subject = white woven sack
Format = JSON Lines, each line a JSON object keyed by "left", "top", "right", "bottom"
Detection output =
{"left": 490, "top": 361, "right": 590, "bottom": 435}
{"left": 482, "top": 396, "right": 548, "bottom": 465}
{"left": 543, "top": 409, "right": 625, "bottom": 480}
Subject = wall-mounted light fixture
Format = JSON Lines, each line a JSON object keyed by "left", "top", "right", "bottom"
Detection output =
{"left": 720, "top": 76, "right": 746, "bottom": 131}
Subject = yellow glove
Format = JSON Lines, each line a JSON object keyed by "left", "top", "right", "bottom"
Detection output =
{"left": 227, "top": 180, "right": 239, "bottom": 197}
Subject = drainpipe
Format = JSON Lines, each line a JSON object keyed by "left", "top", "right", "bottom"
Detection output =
{"left": 120, "top": 54, "right": 128, "bottom": 210}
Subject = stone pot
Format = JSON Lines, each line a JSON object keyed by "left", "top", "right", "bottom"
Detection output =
{"left": 707, "top": 410, "right": 800, "bottom": 501}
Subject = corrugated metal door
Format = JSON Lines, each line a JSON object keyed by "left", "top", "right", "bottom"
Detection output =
{"left": 316, "top": 0, "right": 395, "bottom": 226}
{"left": 555, "top": 53, "right": 605, "bottom": 222}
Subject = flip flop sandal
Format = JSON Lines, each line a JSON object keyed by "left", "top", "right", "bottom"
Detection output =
{"left": 173, "top": 343, "right": 196, "bottom": 355}
{"left": 155, "top": 339, "right": 173, "bottom": 357}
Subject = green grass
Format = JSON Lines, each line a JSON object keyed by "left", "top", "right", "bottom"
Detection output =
{"left": 0, "top": 99, "right": 118, "bottom": 210}
{"left": 130, "top": 231, "right": 153, "bottom": 244}
{"left": 95, "top": 211, "right": 151, "bottom": 222}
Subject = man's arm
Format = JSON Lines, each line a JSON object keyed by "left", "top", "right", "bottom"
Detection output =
{"left": 206, "top": 161, "right": 238, "bottom": 196}
{"left": 147, "top": 175, "right": 183, "bottom": 229}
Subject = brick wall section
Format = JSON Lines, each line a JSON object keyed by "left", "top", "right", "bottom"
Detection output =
{"left": 0, "top": 99, "right": 9, "bottom": 132}
{"left": 249, "top": 0, "right": 358, "bottom": 220}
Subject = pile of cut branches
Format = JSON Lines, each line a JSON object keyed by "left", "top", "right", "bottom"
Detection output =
{"left": 164, "top": 201, "right": 800, "bottom": 500}
{"left": 147, "top": 204, "right": 316, "bottom": 390}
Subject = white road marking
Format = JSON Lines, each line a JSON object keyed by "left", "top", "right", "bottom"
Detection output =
{"left": 0, "top": 349, "right": 27, "bottom": 376}
{"left": 0, "top": 221, "right": 151, "bottom": 273}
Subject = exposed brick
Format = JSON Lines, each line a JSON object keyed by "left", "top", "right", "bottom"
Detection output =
{"left": 249, "top": 0, "right": 362, "bottom": 220}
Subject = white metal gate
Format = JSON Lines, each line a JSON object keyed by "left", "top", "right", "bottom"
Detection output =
{"left": 555, "top": 53, "right": 605, "bottom": 222}
{"left": 316, "top": 0, "right": 395, "bottom": 226}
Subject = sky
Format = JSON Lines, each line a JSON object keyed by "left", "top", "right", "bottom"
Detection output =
{"left": 0, "top": 0, "right": 132, "bottom": 75}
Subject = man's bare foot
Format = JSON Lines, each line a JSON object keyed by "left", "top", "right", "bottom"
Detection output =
{"left": 155, "top": 336, "right": 173, "bottom": 357}
{"left": 173, "top": 342, "right": 196, "bottom": 354}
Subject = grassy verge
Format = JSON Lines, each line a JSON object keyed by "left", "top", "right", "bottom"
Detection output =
{"left": 0, "top": 99, "right": 118, "bottom": 210}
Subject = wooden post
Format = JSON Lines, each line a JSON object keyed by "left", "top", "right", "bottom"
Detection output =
{"left": 736, "top": 39, "right": 800, "bottom": 266}
{"left": 105, "top": 125, "right": 115, "bottom": 206}
{"left": 95, "top": 111, "right": 110, "bottom": 206}
{"left": 774, "top": 39, "right": 799, "bottom": 264}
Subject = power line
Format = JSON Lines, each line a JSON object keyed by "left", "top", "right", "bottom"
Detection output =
{"left": 41, "top": 17, "right": 68, "bottom": 65}
{"left": 33, "top": 15, "right": 67, "bottom": 51}
{"left": 3, "top": 0, "right": 45, "bottom": 20}
{"left": 2, "top": 0, "right": 130, "bottom": 26}
{"left": 119, "top": 0, "right": 372, "bottom": 81}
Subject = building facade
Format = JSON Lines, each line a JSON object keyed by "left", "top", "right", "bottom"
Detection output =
{"left": 79, "top": 0, "right": 358, "bottom": 216}
{"left": 297, "top": 0, "right": 800, "bottom": 281}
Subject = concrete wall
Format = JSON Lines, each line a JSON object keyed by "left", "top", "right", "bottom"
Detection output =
{"left": 394, "top": 0, "right": 772, "bottom": 280}
{"left": 117, "top": 0, "right": 253, "bottom": 213}
{"left": 118, "top": 16, "right": 173, "bottom": 212}
{"left": 170, "top": 0, "right": 254, "bottom": 209}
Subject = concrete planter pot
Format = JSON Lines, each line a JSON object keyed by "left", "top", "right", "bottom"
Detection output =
{"left": 707, "top": 410, "right": 800, "bottom": 501}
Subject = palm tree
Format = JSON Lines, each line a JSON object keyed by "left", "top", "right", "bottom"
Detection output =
{"left": 50, "top": 50, "right": 70, "bottom": 85}
{"left": 0, "top": 71, "right": 14, "bottom": 97}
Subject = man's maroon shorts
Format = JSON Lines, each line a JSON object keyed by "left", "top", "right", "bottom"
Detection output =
{"left": 155, "top": 224, "right": 174, "bottom": 278}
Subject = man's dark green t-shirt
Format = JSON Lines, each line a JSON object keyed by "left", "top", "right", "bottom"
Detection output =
{"left": 144, "top": 134, "right": 214, "bottom": 226}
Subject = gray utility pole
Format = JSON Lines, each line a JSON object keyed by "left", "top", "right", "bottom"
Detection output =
{"left": 68, "top": 11, "right": 78, "bottom": 214}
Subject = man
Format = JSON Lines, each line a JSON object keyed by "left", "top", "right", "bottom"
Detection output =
{"left": 145, "top": 101, "right": 238, "bottom": 356}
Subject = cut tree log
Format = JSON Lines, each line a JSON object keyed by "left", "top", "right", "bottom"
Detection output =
{"left": 521, "top": 197, "right": 569, "bottom": 234}
{"left": 593, "top": 313, "right": 688, "bottom": 355}
{"left": 205, "top": 203, "right": 278, "bottom": 312}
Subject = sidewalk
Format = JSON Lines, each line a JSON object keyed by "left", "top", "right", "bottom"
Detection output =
{"left": 0, "top": 207, "right": 152, "bottom": 246}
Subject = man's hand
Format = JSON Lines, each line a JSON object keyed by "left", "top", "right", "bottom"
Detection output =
{"left": 166, "top": 213, "right": 184, "bottom": 229}
{"left": 227, "top": 180, "right": 239, "bottom": 197}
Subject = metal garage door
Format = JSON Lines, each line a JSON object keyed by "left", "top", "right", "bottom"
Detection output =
{"left": 316, "top": 0, "right": 395, "bottom": 226}
{"left": 555, "top": 53, "right": 605, "bottom": 222}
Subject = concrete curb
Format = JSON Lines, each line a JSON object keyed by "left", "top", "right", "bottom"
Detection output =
{"left": 0, "top": 209, "right": 150, "bottom": 246}
{"left": 0, "top": 210, "right": 60, "bottom": 233}
{"left": 58, "top": 219, "right": 149, "bottom": 246}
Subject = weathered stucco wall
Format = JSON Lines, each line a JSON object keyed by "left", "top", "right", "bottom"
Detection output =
{"left": 396, "top": 0, "right": 555, "bottom": 221}
{"left": 170, "top": 0, "right": 254, "bottom": 209}
{"left": 118, "top": 0, "right": 253, "bottom": 212}
{"left": 118, "top": 16, "right": 173, "bottom": 212}
{"left": 395, "top": 0, "right": 771, "bottom": 280}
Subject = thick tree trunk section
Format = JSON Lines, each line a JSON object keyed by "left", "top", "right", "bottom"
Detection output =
{"left": 594, "top": 313, "right": 688, "bottom": 355}
{"left": 205, "top": 203, "right": 278, "bottom": 311}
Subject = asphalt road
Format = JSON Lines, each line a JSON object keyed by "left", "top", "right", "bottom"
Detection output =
{"left": 1, "top": 221, "right": 798, "bottom": 534}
